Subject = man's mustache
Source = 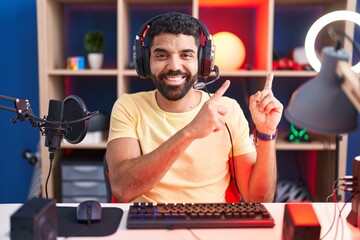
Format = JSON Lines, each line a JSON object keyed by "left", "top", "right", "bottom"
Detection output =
{"left": 159, "top": 70, "right": 190, "bottom": 79}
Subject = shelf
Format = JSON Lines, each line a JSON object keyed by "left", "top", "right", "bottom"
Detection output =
{"left": 61, "top": 140, "right": 107, "bottom": 149}
{"left": 273, "top": 70, "right": 317, "bottom": 77}
{"left": 199, "top": 1, "right": 270, "bottom": 71}
{"left": 37, "top": 0, "right": 355, "bottom": 202}
{"left": 48, "top": 69, "right": 118, "bottom": 76}
{"left": 129, "top": 0, "right": 191, "bottom": 4}
{"left": 220, "top": 70, "right": 317, "bottom": 78}
{"left": 275, "top": 0, "right": 345, "bottom": 6}
{"left": 276, "top": 133, "right": 335, "bottom": 151}
{"left": 47, "top": 69, "right": 318, "bottom": 78}
{"left": 220, "top": 70, "right": 269, "bottom": 77}
{"left": 53, "top": 0, "right": 117, "bottom": 3}
{"left": 60, "top": 135, "right": 336, "bottom": 151}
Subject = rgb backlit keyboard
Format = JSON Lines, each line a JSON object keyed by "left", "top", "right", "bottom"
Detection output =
{"left": 127, "top": 202, "right": 275, "bottom": 229}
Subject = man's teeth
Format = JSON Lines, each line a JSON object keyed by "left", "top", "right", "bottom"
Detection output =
{"left": 166, "top": 76, "right": 183, "bottom": 81}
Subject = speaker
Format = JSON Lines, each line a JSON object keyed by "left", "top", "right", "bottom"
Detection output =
{"left": 11, "top": 198, "right": 57, "bottom": 240}
{"left": 133, "top": 12, "right": 215, "bottom": 79}
{"left": 282, "top": 203, "right": 321, "bottom": 240}
{"left": 347, "top": 156, "right": 360, "bottom": 228}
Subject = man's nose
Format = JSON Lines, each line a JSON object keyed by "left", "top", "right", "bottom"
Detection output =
{"left": 167, "top": 56, "right": 182, "bottom": 70}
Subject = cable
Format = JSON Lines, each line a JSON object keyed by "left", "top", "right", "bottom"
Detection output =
{"left": 203, "top": 84, "right": 241, "bottom": 200}
{"left": 332, "top": 190, "right": 357, "bottom": 240}
{"left": 327, "top": 26, "right": 360, "bottom": 57}
{"left": 188, "top": 229, "right": 202, "bottom": 240}
{"left": 321, "top": 177, "right": 357, "bottom": 240}
{"left": 44, "top": 153, "right": 54, "bottom": 199}
{"left": 322, "top": 189, "right": 338, "bottom": 239}
{"left": 27, "top": 110, "right": 99, "bottom": 125}
{"left": 64, "top": 224, "right": 90, "bottom": 239}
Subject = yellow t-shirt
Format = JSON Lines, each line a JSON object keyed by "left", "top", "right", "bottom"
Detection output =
{"left": 108, "top": 90, "right": 256, "bottom": 203}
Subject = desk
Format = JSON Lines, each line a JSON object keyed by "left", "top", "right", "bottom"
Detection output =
{"left": 1, "top": 202, "right": 359, "bottom": 240}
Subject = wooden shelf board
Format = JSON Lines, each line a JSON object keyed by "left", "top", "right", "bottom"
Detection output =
{"left": 275, "top": 0, "right": 341, "bottom": 5}
{"left": 50, "top": 0, "right": 117, "bottom": 4}
{"left": 273, "top": 70, "right": 317, "bottom": 78}
{"left": 276, "top": 133, "right": 335, "bottom": 151}
{"left": 126, "top": 0, "right": 191, "bottom": 4}
{"left": 61, "top": 140, "right": 107, "bottom": 149}
{"left": 123, "top": 69, "right": 318, "bottom": 78}
{"left": 48, "top": 69, "right": 118, "bottom": 76}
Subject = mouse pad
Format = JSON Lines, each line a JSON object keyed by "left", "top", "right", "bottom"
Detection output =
{"left": 57, "top": 207, "right": 123, "bottom": 237}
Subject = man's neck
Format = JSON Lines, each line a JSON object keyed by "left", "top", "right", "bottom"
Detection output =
{"left": 155, "top": 89, "right": 201, "bottom": 113}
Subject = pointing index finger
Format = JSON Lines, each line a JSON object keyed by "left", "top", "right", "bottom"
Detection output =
{"left": 264, "top": 72, "right": 274, "bottom": 90}
{"left": 211, "top": 80, "right": 230, "bottom": 102}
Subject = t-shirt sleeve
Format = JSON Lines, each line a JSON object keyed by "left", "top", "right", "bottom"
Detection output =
{"left": 107, "top": 94, "right": 139, "bottom": 143}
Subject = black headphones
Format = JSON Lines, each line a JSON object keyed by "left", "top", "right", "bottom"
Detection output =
{"left": 133, "top": 12, "right": 215, "bottom": 79}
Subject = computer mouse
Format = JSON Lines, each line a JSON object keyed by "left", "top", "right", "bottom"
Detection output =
{"left": 76, "top": 200, "right": 102, "bottom": 223}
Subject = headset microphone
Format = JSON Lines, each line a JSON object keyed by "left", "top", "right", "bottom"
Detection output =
{"left": 193, "top": 65, "right": 220, "bottom": 90}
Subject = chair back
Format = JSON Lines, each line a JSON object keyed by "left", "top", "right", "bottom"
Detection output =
{"left": 103, "top": 155, "right": 118, "bottom": 203}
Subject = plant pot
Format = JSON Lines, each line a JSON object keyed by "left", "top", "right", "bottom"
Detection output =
{"left": 87, "top": 53, "right": 104, "bottom": 69}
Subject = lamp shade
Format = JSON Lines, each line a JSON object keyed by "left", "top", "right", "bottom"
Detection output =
{"left": 285, "top": 47, "right": 358, "bottom": 135}
{"left": 212, "top": 32, "right": 246, "bottom": 71}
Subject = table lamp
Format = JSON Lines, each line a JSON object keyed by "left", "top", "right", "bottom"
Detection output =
{"left": 212, "top": 31, "right": 246, "bottom": 70}
{"left": 285, "top": 46, "right": 358, "bottom": 134}
{"left": 284, "top": 10, "right": 360, "bottom": 228}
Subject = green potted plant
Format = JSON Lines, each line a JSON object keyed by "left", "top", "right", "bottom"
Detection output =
{"left": 84, "top": 31, "right": 105, "bottom": 69}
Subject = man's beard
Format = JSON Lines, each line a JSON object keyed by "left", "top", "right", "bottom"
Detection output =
{"left": 151, "top": 70, "right": 198, "bottom": 101}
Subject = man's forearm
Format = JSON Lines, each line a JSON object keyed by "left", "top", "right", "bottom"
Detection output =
{"left": 109, "top": 127, "right": 195, "bottom": 202}
{"left": 248, "top": 140, "right": 277, "bottom": 202}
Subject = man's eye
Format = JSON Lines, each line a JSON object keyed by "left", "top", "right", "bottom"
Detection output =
{"left": 181, "top": 53, "right": 193, "bottom": 59}
{"left": 155, "top": 54, "right": 167, "bottom": 59}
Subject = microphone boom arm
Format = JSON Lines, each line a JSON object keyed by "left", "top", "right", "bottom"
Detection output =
{"left": 0, "top": 95, "right": 35, "bottom": 124}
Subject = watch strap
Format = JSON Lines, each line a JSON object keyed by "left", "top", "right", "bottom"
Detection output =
{"left": 253, "top": 128, "right": 278, "bottom": 147}
{"left": 255, "top": 129, "right": 278, "bottom": 141}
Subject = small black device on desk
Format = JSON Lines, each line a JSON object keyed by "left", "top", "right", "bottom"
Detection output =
{"left": 76, "top": 200, "right": 102, "bottom": 223}
{"left": 127, "top": 202, "right": 274, "bottom": 229}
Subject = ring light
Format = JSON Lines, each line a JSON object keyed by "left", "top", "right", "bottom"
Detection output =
{"left": 304, "top": 10, "right": 360, "bottom": 73}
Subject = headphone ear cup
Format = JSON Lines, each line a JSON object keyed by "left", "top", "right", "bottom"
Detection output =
{"left": 143, "top": 47, "right": 151, "bottom": 78}
{"left": 133, "top": 39, "right": 146, "bottom": 78}
{"left": 201, "top": 39, "right": 214, "bottom": 78}
{"left": 198, "top": 46, "right": 204, "bottom": 78}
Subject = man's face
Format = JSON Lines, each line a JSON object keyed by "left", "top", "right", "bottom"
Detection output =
{"left": 149, "top": 33, "right": 199, "bottom": 101}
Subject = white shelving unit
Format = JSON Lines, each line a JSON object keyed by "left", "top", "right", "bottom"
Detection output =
{"left": 36, "top": 0, "right": 356, "bottom": 201}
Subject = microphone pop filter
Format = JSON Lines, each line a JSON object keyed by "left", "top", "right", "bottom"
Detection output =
{"left": 62, "top": 95, "right": 89, "bottom": 144}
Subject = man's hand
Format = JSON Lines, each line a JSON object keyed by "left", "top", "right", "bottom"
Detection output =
{"left": 186, "top": 80, "right": 230, "bottom": 139}
{"left": 249, "top": 73, "right": 283, "bottom": 134}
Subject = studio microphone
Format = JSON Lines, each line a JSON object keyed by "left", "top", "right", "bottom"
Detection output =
{"left": 193, "top": 65, "right": 220, "bottom": 90}
{"left": 0, "top": 93, "right": 99, "bottom": 199}
{"left": 44, "top": 95, "right": 98, "bottom": 155}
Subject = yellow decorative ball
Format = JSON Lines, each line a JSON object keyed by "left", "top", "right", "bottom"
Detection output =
{"left": 212, "top": 32, "right": 246, "bottom": 71}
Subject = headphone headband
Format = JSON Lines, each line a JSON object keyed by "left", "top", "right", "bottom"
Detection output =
{"left": 133, "top": 12, "right": 215, "bottom": 79}
{"left": 135, "top": 13, "right": 212, "bottom": 41}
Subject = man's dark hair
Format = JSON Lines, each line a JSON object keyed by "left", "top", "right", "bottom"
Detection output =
{"left": 148, "top": 12, "right": 201, "bottom": 48}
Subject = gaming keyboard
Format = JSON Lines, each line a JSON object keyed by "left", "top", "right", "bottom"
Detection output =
{"left": 127, "top": 202, "right": 275, "bottom": 229}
